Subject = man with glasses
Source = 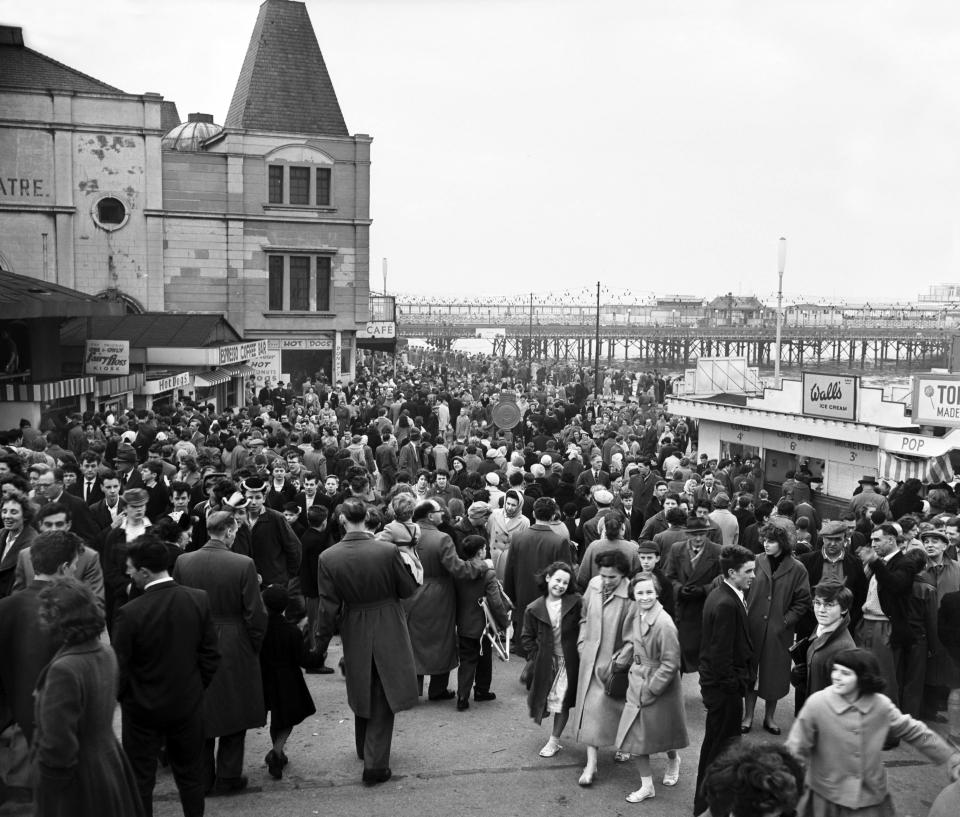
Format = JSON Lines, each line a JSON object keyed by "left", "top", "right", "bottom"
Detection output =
{"left": 856, "top": 522, "right": 917, "bottom": 734}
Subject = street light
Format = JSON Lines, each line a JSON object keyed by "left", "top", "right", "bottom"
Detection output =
{"left": 774, "top": 237, "right": 786, "bottom": 385}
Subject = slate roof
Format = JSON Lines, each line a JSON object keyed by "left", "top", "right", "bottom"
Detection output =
{"left": 706, "top": 295, "right": 765, "bottom": 310}
{"left": 60, "top": 314, "right": 242, "bottom": 348}
{"left": 0, "top": 27, "right": 124, "bottom": 94}
{"left": 225, "top": 0, "right": 349, "bottom": 136}
{"left": 0, "top": 270, "right": 126, "bottom": 319}
{"left": 160, "top": 100, "right": 182, "bottom": 134}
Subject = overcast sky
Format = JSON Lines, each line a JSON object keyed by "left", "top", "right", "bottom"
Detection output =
{"left": 4, "top": 0, "right": 960, "bottom": 304}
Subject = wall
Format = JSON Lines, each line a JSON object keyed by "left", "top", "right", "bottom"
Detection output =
{"left": 0, "top": 88, "right": 165, "bottom": 309}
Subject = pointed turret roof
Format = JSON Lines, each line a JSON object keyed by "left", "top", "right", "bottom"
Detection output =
{"left": 225, "top": 0, "right": 348, "bottom": 137}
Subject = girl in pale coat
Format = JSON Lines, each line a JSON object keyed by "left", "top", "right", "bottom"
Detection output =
{"left": 613, "top": 572, "right": 688, "bottom": 804}
{"left": 786, "top": 648, "right": 960, "bottom": 817}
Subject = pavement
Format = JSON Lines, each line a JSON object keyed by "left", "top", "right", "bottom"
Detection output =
{"left": 141, "top": 637, "right": 958, "bottom": 817}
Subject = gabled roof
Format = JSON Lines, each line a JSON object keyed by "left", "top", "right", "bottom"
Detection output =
{"left": 0, "top": 26, "right": 124, "bottom": 94}
{"left": 0, "top": 270, "right": 126, "bottom": 319}
{"left": 60, "top": 314, "right": 242, "bottom": 348}
{"left": 225, "top": 0, "right": 349, "bottom": 136}
{"left": 706, "top": 295, "right": 765, "bottom": 310}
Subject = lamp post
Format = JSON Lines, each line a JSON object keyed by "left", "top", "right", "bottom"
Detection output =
{"left": 774, "top": 237, "right": 786, "bottom": 385}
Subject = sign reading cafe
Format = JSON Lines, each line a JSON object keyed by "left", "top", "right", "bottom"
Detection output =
{"left": 801, "top": 372, "right": 858, "bottom": 422}
{"left": 85, "top": 340, "right": 130, "bottom": 375}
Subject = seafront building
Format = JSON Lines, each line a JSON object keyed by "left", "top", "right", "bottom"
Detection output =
{"left": 0, "top": 0, "right": 392, "bottom": 426}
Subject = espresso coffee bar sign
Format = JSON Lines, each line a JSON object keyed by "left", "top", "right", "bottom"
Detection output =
{"left": 801, "top": 372, "right": 858, "bottom": 422}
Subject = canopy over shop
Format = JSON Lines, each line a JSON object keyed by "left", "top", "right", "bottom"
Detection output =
{"left": 668, "top": 371, "right": 919, "bottom": 518}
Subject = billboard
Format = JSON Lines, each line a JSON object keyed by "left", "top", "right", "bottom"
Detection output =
{"left": 912, "top": 373, "right": 960, "bottom": 428}
{"left": 801, "top": 372, "right": 858, "bottom": 421}
{"left": 85, "top": 340, "right": 129, "bottom": 375}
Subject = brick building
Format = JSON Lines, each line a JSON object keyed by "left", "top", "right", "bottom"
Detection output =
{"left": 0, "top": 0, "right": 374, "bottom": 396}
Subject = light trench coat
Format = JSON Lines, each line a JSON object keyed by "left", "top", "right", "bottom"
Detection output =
{"left": 614, "top": 600, "right": 689, "bottom": 755}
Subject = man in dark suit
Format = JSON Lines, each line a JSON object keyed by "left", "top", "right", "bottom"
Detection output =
{"left": 797, "top": 520, "right": 867, "bottom": 640}
{"left": 34, "top": 467, "right": 99, "bottom": 545}
{"left": 89, "top": 470, "right": 126, "bottom": 535}
{"left": 0, "top": 531, "right": 81, "bottom": 802}
{"left": 316, "top": 498, "right": 420, "bottom": 785}
{"left": 114, "top": 534, "right": 220, "bottom": 817}
{"left": 574, "top": 453, "right": 610, "bottom": 492}
{"left": 856, "top": 522, "right": 917, "bottom": 715}
{"left": 73, "top": 451, "right": 105, "bottom": 505}
{"left": 694, "top": 544, "right": 756, "bottom": 816}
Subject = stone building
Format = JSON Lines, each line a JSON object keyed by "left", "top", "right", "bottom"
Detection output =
{"left": 0, "top": 0, "right": 376, "bottom": 398}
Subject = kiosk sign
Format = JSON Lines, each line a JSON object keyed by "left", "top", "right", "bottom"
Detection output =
{"left": 802, "top": 372, "right": 858, "bottom": 421}
{"left": 912, "top": 374, "right": 960, "bottom": 428}
{"left": 85, "top": 340, "right": 129, "bottom": 375}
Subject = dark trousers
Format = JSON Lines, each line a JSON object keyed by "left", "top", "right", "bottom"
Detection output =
{"left": 898, "top": 637, "right": 927, "bottom": 718}
{"left": 122, "top": 706, "right": 205, "bottom": 817}
{"left": 354, "top": 661, "right": 395, "bottom": 772}
{"left": 416, "top": 672, "right": 450, "bottom": 698}
{"left": 457, "top": 635, "right": 492, "bottom": 698}
{"left": 694, "top": 685, "right": 743, "bottom": 816}
{"left": 202, "top": 730, "right": 245, "bottom": 788}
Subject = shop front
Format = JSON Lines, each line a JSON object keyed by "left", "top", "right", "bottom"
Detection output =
{"left": 94, "top": 372, "right": 146, "bottom": 417}
{"left": 0, "top": 376, "right": 96, "bottom": 432}
{"left": 137, "top": 371, "right": 191, "bottom": 412}
{"left": 668, "top": 370, "right": 915, "bottom": 519}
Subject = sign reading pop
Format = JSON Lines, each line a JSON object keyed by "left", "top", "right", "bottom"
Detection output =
{"left": 801, "top": 372, "right": 858, "bottom": 421}
{"left": 913, "top": 374, "right": 960, "bottom": 427}
{"left": 85, "top": 340, "right": 129, "bottom": 375}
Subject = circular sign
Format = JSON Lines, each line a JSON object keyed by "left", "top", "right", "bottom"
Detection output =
{"left": 491, "top": 391, "right": 522, "bottom": 429}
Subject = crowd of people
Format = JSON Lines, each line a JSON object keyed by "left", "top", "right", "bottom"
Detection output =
{"left": 1, "top": 352, "right": 960, "bottom": 816}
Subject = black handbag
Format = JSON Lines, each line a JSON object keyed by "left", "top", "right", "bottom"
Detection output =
{"left": 603, "top": 663, "right": 629, "bottom": 700}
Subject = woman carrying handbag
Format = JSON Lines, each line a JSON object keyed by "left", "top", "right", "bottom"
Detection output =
{"left": 613, "top": 572, "right": 688, "bottom": 804}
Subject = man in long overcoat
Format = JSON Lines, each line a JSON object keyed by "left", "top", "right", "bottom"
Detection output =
{"left": 173, "top": 510, "right": 266, "bottom": 795}
{"left": 405, "top": 500, "right": 486, "bottom": 699}
{"left": 504, "top": 497, "right": 574, "bottom": 632}
{"left": 663, "top": 518, "right": 722, "bottom": 672}
{"left": 315, "top": 498, "right": 420, "bottom": 784}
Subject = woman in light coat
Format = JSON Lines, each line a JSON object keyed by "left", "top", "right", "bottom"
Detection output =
{"left": 743, "top": 522, "right": 811, "bottom": 734}
{"left": 613, "top": 572, "right": 688, "bottom": 804}
{"left": 572, "top": 549, "right": 632, "bottom": 786}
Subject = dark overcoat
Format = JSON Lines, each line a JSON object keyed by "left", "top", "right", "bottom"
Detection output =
{"left": 521, "top": 593, "right": 581, "bottom": 723}
{"left": 663, "top": 539, "right": 722, "bottom": 671}
{"left": 454, "top": 562, "right": 510, "bottom": 639}
{"left": 746, "top": 553, "right": 811, "bottom": 700}
{"left": 260, "top": 612, "right": 317, "bottom": 730}
{"left": 406, "top": 521, "right": 484, "bottom": 675}
{"left": 173, "top": 539, "right": 267, "bottom": 736}
{"left": 316, "top": 531, "right": 420, "bottom": 716}
{"left": 32, "top": 641, "right": 144, "bottom": 817}
{"left": 805, "top": 612, "right": 856, "bottom": 697}
{"left": 503, "top": 522, "right": 574, "bottom": 627}
{"left": 614, "top": 601, "right": 689, "bottom": 755}
{"left": 0, "top": 525, "right": 36, "bottom": 598}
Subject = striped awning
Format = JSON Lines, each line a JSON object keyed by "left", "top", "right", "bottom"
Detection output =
{"left": 221, "top": 364, "right": 255, "bottom": 377}
{"left": 879, "top": 450, "right": 954, "bottom": 485}
{"left": 95, "top": 372, "right": 146, "bottom": 396}
{"left": 193, "top": 368, "right": 233, "bottom": 388}
{"left": 0, "top": 376, "right": 96, "bottom": 402}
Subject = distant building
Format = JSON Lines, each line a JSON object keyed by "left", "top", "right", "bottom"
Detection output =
{"left": 705, "top": 294, "right": 766, "bottom": 326}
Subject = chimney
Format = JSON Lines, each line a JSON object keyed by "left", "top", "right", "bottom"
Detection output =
{"left": 0, "top": 26, "right": 25, "bottom": 46}
{"left": 188, "top": 112, "right": 215, "bottom": 123}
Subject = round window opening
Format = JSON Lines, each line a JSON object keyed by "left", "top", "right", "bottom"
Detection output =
{"left": 93, "top": 196, "right": 128, "bottom": 230}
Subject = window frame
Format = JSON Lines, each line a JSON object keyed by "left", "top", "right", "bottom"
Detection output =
{"left": 265, "top": 254, "right": 336, "bottom": 314}
{"left": 264, "top": 162, "right": 335, "bottom": 210}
